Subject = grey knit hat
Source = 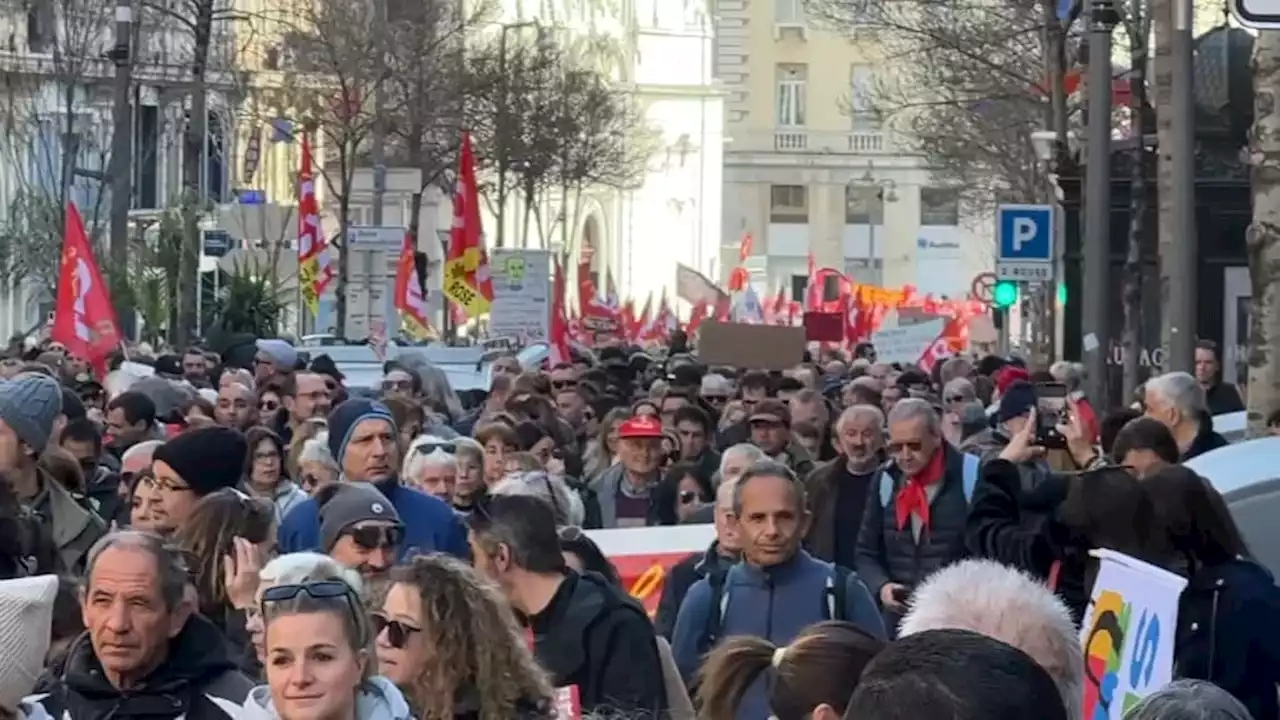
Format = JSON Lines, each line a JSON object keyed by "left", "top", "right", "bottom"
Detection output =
{"left": 318, "top": 482, "right": 401, "bottom": 551}
{"left": 0, "top": 373, "right": 63, "bottom": 450}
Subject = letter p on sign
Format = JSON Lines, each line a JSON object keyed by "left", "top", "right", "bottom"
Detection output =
{"left": 1012, "top": 217, "right": 1037, "bottom": 251}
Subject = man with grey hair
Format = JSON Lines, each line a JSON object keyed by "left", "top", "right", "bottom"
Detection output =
{"left": 25, "top": 531, "right": 254, "bottom": 717}
{"left": 1144, "top": 370, "right": 1228, "bottom": 460}
{"left": 898, "top": 558, "right": 1083, "bottom": 720}
{"left": 1123, "top": 679, "right": 1255, "bottom": 720}
{"left": 806, "top": 404, "right": 885, "bottom": 568}
{"left": 655, "top": 473, "right": 742, "bottom": 639}
{"left": 1051, "top": 360, "right": 1101, "bottom": 443}
{"left": 671, "top": 460, "right": 884, "bottom": 711}
{"left": 856, "top": 398, "right": 980, "bottom": 633}
{"left": 718, "top": 442, "right": 765, "bottom": 485}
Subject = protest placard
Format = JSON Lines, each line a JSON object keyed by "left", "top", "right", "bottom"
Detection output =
{"left": 1080, "top": 549, "right": 1188, "bottom": 720}
{"left": 870, "top": 318, "right": 946, "bottom": 365}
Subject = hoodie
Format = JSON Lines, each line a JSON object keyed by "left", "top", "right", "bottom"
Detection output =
{"left": 670, "top": 549, "right": 885, "bottom": 720}
{"left": 240, "top": 676, "right": 412, "bottom": 720}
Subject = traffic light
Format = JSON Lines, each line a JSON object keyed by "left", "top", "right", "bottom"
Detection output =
{"left": 993, "top": 280, "right": 1018, "bottom": 308}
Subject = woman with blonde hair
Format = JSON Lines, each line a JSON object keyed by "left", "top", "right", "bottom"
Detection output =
{"left": 376, "top": 554, "right": 554, "bottom": 719}
{"left": 245, "top": 552, "right": 367, "bottom": 668}
{"left": 697, "top": 620, "right": 885, "bottom": 720}
{"left": 583, "top": 407, "right": 629, "bottom": 481}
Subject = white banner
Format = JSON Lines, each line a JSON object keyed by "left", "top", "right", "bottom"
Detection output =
{"left": 490, "top": 249, "right": 552, "bottom": 344}
{"left": 870, "top": 318, "right": 945, "bottom": 365}
{"left": 1080, "top": 549, "right": 1188, "bottom": 720}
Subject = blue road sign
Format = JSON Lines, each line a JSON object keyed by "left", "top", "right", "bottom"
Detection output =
{"left": 996, "top": 204, "right": 1055, "bottom": 282}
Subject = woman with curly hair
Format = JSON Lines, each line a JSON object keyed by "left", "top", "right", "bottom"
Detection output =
{"left": 376, "top": 554, "right": 554, "bottom": 720}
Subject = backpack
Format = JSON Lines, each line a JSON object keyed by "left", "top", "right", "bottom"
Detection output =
{"left": 878, "top": 453, "right": 981, "bottom": 508}
{"left": 698, "top": 564, "right": 851, "bottom": 657}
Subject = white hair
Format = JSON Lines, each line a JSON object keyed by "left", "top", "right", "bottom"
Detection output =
{"left": 1146, "top": 371, "right": 1208, "bottom": 419}
{"left": 121, "top": 439, "right": 163, "bottom": 470}
{"left": 836, "top": 404, "right": 885, "bottom": 434}
{"left": 1122, "top": 679, "right": 1253, "bottom": 720}
{"left": 899, "top": 559, "right": 1082, "bottom": 720}
{"left": 490, "top": 471, "right": 583, "bottom": 526}
{"left": 1049, "top": 361, "right": 1084, "bottom": 392}
{"left": 298, "top": 432, "right": 338, "bottom": 470}
{"left": 942, "top": 377, "right": 976, "bottom": 401}
{"left": 258, "top": 551, "right": 364, "bottom": 598}
{"left": 401, "top": 435, "right": 459, "bottom": 480}
{"left": 719, "top": 443, "right": 765, "bottom": 477}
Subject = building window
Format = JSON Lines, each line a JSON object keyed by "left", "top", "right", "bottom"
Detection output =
{"left": 770, "top": 184, "right": 808, "bottom": 224}
{"left": 776, "top": 0, "right": 804, "bottom": 24}
{"left": 791, "top": 274, "right": 808, "bottom": 302}
{"left": 920, "top": 187, "right": 960, "bottom": 226}
{"left": 850, "top": 65, "right": 880, "bottom": 130}
{"left": 844, "top": 185, "right": 885, "bottom": 225}
{"left": 776, "top": 64, "right": 807, "bottom": 127}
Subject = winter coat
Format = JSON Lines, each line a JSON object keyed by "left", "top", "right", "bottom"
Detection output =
{"left": 241, "top": 676, "right": 413, "bottom": 720}
{"left": 25, "top": 614, "right": 254, "bottom": 720}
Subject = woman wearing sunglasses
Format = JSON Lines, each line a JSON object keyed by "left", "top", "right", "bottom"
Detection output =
{"left": 376, "top": 554, "right": 554, "bottom": 719}
{"left": 246, "top": 578, "right": 413, "bottom": 720}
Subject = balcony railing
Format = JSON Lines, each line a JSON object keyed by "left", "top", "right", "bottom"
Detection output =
{"left": 763, "top": 128, "right": 889, "bottom": 154}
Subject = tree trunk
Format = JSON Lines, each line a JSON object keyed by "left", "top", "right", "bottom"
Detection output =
{"left": 178, "top": 0, "right": 214, "bottom": 346}
{"left": 334, "top": 152, "right": 351, "bottom": 339}
{"left": 1152, "top": 0, "right": 1174, "bottom": 368}
{"left": 1122, "top": 6, "right": 1150, "bottom": 403}
{"left": 1246, "top": 31, "right": 1280, "bottom": 436}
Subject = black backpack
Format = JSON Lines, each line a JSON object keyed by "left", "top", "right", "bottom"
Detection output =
{"left": 698, "top": 564, "right": 851, "bottom": 657}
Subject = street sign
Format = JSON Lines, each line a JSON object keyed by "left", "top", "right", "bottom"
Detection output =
{"left": 235, "top": 188, "right": 265, "bottom": 205}
{"left": 996, "top": 204, "right": 1055, "bottom": 282}
{"left": 347, "top": 226, "right": 405, "bottom": 248}
{"left": 970, "top": 271, "right": 998, "bottom": 305}
{"left": 1231, "top": 0, "right": 1280, "bottom": 28}
{"left": 201, "top": 229, "right": 232, "bottom": 258}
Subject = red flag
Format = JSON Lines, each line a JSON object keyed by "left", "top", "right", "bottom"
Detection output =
{"left": 548, "top": 259, "right": 572, "bottom": 366}
{"left": 53, "top": 203, "right": 121, "bottom": 376}
{"left": 393, "top": 232, "right": 430, "bottom": 333}
{"left": 738, "top": 231, "right": 753, "bottom": 264}
{"left": 918, "top": 317, "right": 967, "bottom": 374}
{"left": 686, "top": 301, "right": 708, "bottom": 335}
{"left": 444, "top": 133, "right": 494, "bottom": 317}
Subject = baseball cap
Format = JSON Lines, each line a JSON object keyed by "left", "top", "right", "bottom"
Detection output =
{"left": 749, "top": 399, "right": 791, "bottom": 426}
{"left": 617, "top": 415, "right": 664, "bottom": 439}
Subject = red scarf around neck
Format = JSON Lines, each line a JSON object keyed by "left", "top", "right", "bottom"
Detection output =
{"left": 894, "top": 449, "right": 945, "bottom": 532}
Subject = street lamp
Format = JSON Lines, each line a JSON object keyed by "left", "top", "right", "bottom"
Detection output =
{"left": 849, "top": 163, "right": 897, "bottom": 284}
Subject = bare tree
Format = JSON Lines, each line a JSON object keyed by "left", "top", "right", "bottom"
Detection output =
{"left": 266, "top": 0, "right": 389, "bottom": 338}
{"left": 1246, "top": 31, "right": 1280, "bottom": 435}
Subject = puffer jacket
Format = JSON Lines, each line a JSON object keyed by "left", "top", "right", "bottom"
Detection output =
{"left": 241, "top": 676, "right": 412, "bottom": 720}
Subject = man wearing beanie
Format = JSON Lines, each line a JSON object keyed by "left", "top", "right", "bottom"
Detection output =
{"left": 317, "top": 482, "right": 403, "bottom": 580}
{"left": 0, "top": 373, "right": 104, "bottom": 573}
{"left": 148, "top": 426, "right": 248, "bottom": 536}
{"left": 277, "top": 398, "right": 467, "bottom": 559}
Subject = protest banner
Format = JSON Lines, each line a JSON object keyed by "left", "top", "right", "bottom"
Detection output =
{"left": 1080, "top": 549, "right": 1188, "bottom": 720}
{"left": 490, "top": 249, "right": 552, "bottom": 344}
{"left": 870, "top": 318, "right": 946, "bottom": 365}
{"left": 586, "top": 524, "right": 715, "bottom": 616}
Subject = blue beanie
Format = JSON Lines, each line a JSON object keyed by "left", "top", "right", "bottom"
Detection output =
{"left": 998, "top": 381, "right": 1038, "bottom": 423}
{"left": 0, "top": 373, "right": 63, "bottom": 450}
{"left": 327, "top": 398, "right": 396, "bottom": 467}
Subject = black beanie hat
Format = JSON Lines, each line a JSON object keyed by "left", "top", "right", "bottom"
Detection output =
{"left": 152, "top": 426, "right": 248, "bottom": 496}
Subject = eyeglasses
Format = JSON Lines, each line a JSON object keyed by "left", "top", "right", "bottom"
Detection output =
{"left": 551, "top": 380, "right": 577, "bottom": 390}
{"left": 344, "top": 524, "right": 405, "bottom": 551}
{"left": 372, "top": 613, "right": 422, "bottom": 649}
{"left": 146, "top": 476, "right": 193, "bottom": 493}
{"left": 259, "top": 400, "right": 280, "bottom": 412}
{"left": 253, "top": 450, "right": 280, "bottom": 462}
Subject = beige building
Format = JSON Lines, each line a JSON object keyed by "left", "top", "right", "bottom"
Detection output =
{"left": 716, "top": 0, "right": 992, "bottom": 302}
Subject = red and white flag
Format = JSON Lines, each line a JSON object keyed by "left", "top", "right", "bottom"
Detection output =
{"left": 548, "top": 258, "right": 572, "bottom": 366}
{"left": 53, "top": 203, "right": 121, "bottom": 376}
{"left": 393, "top": 232, "right": 430, "bottom": 336}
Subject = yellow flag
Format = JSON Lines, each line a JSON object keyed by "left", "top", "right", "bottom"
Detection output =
{"left": 442, "top": 256, "right": 490, "bottom": 317}
{"left": 299, "top": 258, "right": 319, "bottom": 316}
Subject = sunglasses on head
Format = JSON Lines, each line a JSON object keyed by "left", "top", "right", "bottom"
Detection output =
{"left": 261, "top": 581, "right": 361, "bottom": 626}
{"left": 372, "top": 613, "right": 422, "bottom": 649}
{"left": 345, "top": 524, "right": 405, "bottom": 551}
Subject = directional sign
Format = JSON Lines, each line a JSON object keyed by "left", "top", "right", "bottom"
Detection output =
{"left": 996, "top": 204, "right": 1055, "bottom": 282}
{"left": 201, "top": 229, "right": 232, "bottom": 258}
{"left": 347, "top": 226, "right": 405, "bottom": 248}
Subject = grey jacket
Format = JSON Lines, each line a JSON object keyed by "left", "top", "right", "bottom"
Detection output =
{"left": 587, "top": 463, "right": 660, "bottom": 529}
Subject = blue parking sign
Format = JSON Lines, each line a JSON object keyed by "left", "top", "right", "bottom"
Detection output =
{"left": 996, "top": 204, "right": 1055, "bottom": 281}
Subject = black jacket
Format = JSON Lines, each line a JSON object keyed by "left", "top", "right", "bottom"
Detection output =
{"left": 965, "top": 458, "right": 1088, "bottom": 618}
{"left": 1181, "top": 420, "right": 1230, "bottom": 462}
{"left": 1175, "top": 559, "right": 1280, "bottom": 720}
{"left": 29, "top": 614, "right": 255, "bottom": 719}
{"left": 1204, "top": 381, "right": 1245, "bottom": 416}
{"left": 530, "top": 570, "right": 668, "bottom": 716}
{"left": 654, "top": 540, "right": 735, "bottom": 641}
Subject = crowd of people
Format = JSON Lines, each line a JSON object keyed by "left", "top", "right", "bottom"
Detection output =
{"left": 0, "top": 331, "right": 1273, "bottom": 720}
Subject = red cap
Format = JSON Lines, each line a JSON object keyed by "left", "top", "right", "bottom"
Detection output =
{"left": 995, "top": 367, "right": 1031, "bottom": 395}
{"left": 617, "top": 415, "right": 664, "bottom": 439}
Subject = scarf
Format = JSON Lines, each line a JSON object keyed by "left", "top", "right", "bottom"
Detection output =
{"left": 894, "top": 448, "right": 945, "bottom": 533}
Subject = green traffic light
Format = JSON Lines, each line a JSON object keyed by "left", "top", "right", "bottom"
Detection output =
{"left": 993, "top": 281, "right": 1018, "bottom": 308}
{"left": 1057, "top": 283, "right": 1067, "bottom": 305}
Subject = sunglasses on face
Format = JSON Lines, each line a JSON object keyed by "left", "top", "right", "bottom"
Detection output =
{"left": 372, "top": 613, "right": 422, "bottom": 649}
{"left": 551, "top": 380, "right": 577, "bottom": 390}
{"left": 415, "top": 440, "right": 457, "bottom": 455}
{"left": 344, "top": 524, "right": 405, "bottom": 551}
{"left": 679, "top": 490, "right": 700, "bottom": 504}
{"left": 259, "top": 401, "right": 280, "bottom": 412}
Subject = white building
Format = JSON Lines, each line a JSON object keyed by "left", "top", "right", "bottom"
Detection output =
{"left": 716, "top": 0, "right": 993, "bottom": 302}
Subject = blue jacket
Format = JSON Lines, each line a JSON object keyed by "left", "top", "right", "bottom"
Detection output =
{"left": 670, "top": 549, "right": 885, "bottom": 720}
{"left": 278, "top": 479, "right": 469, "bottom": 559}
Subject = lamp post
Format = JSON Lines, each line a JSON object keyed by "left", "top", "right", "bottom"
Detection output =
{"left": 1168, "top": 0, "right": 1197, "bottom": 372}
{"left": 852, "top": 164, "right": 898, "bottom": 285}
{"left": 1083, "top": 0, "right": 1119, "bottom": 408}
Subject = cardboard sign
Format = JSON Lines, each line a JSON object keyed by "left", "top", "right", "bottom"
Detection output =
{"left": 1080, "top": 549, "right": 1187, "bottom": 719}
{"left": 697, "top": 321, "right": 806, "bottom": 370}
{"left": 870, "top": 318, "right": 946, "bottom": 365}
{"left": 553, "top": 685, "right": 581, "bottom": 720}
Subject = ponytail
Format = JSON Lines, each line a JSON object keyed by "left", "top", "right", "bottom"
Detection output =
{"left": 697, "top": 635, "right": 777, "bottom": 720}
